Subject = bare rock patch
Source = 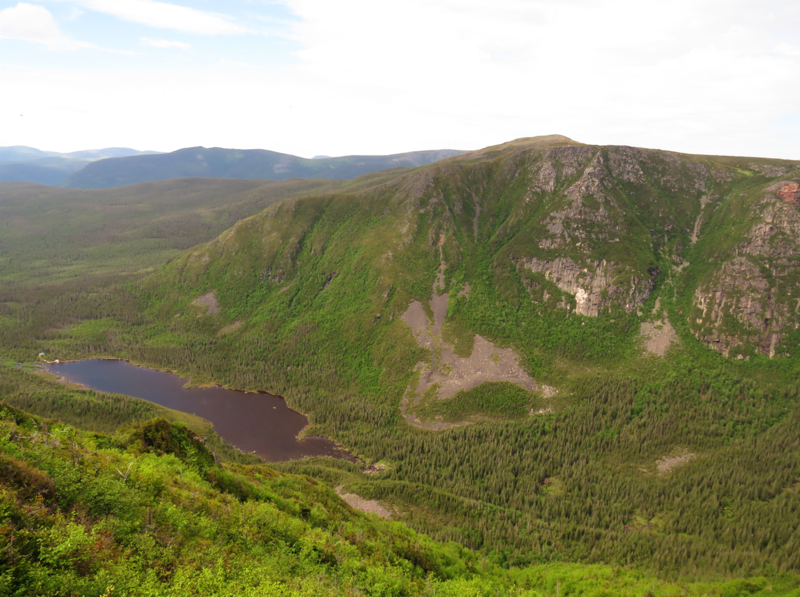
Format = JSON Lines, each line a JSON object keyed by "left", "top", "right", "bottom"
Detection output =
{"left": 640, "top": 320, "right": 679, "bottom": 357}
{"left": 656, "top": 452, "right": 695, "bottom": 475}
{"left": 335, "top": 485, "right": 391, "bottom": 519}
{"left": 192, "top": 292, "right": 219, "bottom": 315}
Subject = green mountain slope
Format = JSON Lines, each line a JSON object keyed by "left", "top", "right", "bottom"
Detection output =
{"left": 143, "top": 135, "right": 800, "bottom": 362}
{"left": 0, "top": 178, "right": 336, "bottom": 286}
{"left": 0, "top": 168, "right": 412, "bottom": 290}
{"left": 61, "top": 146, "right": 465, "bottom": 189}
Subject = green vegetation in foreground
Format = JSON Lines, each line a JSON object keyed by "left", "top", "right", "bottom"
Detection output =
{"left": 1, "top": 402, "right": 797, "bottom": 596}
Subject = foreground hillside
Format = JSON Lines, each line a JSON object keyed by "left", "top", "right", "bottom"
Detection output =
{"left": 3, "top": 136, "right": 800, "bottom": 583}
{"left": 62, "top": 147, "right": 465, "bottom": 189}
{"left": 0, "top": 382, "right": 796, "bottom": 596}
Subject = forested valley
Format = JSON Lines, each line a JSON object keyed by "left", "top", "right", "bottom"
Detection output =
{"left": 2, "top": 136, "right": 800, "bottom": 595}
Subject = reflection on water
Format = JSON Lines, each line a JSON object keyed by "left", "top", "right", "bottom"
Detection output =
{"left": 45, "top": 359, "right": 354, "bottom": 462}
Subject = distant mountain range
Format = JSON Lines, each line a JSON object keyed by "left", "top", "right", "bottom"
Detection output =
{"left": 0, "top": 146, "right": 160, "bottom": 186}
{"left": 0, "top": 145, "right": 466, "bottom": 188}
{"left": 61, "top": 147, "right": 466, "bottom": 189}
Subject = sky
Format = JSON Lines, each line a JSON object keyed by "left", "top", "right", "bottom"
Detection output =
{"left": 1, "top": 0, "right": 799, "bottom": 159}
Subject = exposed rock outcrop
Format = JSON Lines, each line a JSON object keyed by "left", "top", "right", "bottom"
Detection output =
{"left": 521, "top": 257, "right": 654, "bottom": 316}
{"left": 690, "top": 178, "right": 800, "bottom": 357}
{"left": 692, "top": 257, "right": 787, "bottom": 357}
{"left": 401, "top": 255, "right": 538, "bottom": 428}
{"left": 192, "top": 292, "right": 219, "bottom": 315}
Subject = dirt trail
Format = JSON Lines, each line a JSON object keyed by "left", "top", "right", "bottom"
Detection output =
{"left": 335, "top": 485, "right": 391, "bottom": 519}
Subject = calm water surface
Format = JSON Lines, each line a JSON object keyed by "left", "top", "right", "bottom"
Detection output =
{"left": 45, "top": 359, "right": 354, "bottom": 462}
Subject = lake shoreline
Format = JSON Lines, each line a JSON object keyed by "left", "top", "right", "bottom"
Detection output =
{"left": 43, "top": 357, "right": 357, "bottom": 463}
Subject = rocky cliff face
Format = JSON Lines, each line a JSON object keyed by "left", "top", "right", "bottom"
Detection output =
{"left": 521, "top": 256, "right": 655, "bottom": 316}
{"left": 501, "top": 144, "right": 712, "bottom": 317}
{"left": 690, "top": 177, "right": 800, "bottom": 358}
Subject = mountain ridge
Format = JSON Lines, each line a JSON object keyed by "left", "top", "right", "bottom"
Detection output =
{"left": 61, "top": 146, "right": 467, "bottom": 188}
{"left": 0, "top": 146, "right": 160, "bottom": 185}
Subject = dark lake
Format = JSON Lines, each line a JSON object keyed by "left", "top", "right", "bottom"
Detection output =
{"left": 44, "top": 359, "right": 354, "bottom": 462}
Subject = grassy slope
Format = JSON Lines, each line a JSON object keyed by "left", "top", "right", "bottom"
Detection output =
{"left": 0, "top": 170, "right": 412, "bottom": 288}
{"left": 0, "top": 170, "right": 410, "bottom": 364}
{"left": 0, "top": 178, "right": 337, "bottom": 285}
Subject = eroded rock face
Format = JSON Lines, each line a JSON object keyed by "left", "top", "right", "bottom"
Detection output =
{"left": 192, "top": 292, "right": 219, "bottom": 315}
{"left": 777, "top": 182, "right": 799, "bottom": 205}
{"left": 522, "top": 257, "right": 654, "bottom": 316}
{"left": 539, "top": 151, "right": 620, "bottom": 250}
{"left": 690, "top": 256, "right": 800, "bottom": 358}
{"left": 739, "top": 182, "right": 800, "bottom": 258}
{"left": 690, "top": 179, "right": 800, "bottom": 357}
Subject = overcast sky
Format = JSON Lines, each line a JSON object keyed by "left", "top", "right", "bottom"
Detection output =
{"left": 1, "top": 0, "right": 799, "bottom": 159}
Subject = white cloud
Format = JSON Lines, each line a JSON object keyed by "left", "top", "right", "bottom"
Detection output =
{"left": 0, "top": 2, "right": 85, "bottom": 49}
{"left": 65, "top": 6, "right": 84, "bottom": 20}
{"left": 141, "top": 37, "right": 190, "bottom": 50}
{"left": 215, "top": 58, "right": 256, "bottom": 68}
{"left": 0, "top": 2, "right": 136, "bottom": 54}
{"left": 774, "top": 43, "right": 800, "bottom": 57}
{"left": 79, "top": 0, "right": 253, "bottom": 35}
{"left": 0, "top": 2, "right": 139, "bottom": 53}
{"left": 273, "top": 0, "right": 800, "bottom": 157}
